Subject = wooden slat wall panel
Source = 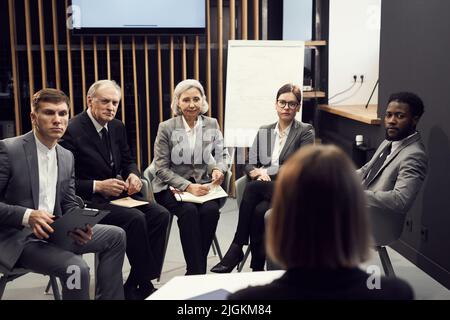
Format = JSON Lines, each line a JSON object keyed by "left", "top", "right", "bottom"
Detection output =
{"left": 65, "top": 0, "right": 74, "bottom": 116}
{"left": 230, "top": 0, "right": 236, "bottom": 40}
{"left": 194, "top": 36, "right": 199, "bottom": 80}
{"left": 106, "top": 36, "right": 111, "bottom": 79}
{"left": 38, "top": 0, "right": 47, "bottom": 88}
{"left": 8, "top": 0, "right": 21, "bottom": 135}
{"left": 182, "top": 37, "right": 187, "bottom": 80}
{"left": 169, "top": 36, "right": 174, "bottom": 107}
{"left": 93, "top": 37, "right": 98, "bottom": 81}
{"left": 80, "top": 37, "right": 87, "bottom": 109}
{"left": 217, "top": 0, "right": 224, "bottom": 129}
{"left": 24, "top": 0, "right": 34, "bottom": 106}
{"left": 9, "top": 0, "right": 268, "bottom": 172}
{"left": 242, "top": 0, "right": 248, "bottom": 40}
{"left": 206, "top": 0, "right": 212, "bottom": 117}
{"left": 157, "top": 37, "right": 163, "bottom": 123}
{"left": 131, "top": 36, "right": 141, "bottom": 170}
{"left": 253, "top": 0, "right": 259, "bottom": 40}
{"left": 144, "top": 37, "right": 152, "bottom": 163}
{"left": 51, "top": 0, "right": 60, "bottom": 90}
{"left": 119, "top": 36, "right": 125, "bottom": 123}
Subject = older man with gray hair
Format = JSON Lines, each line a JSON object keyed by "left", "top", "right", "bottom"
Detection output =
{"left": 60, "top": 80, "right": 169, "bottom": 300}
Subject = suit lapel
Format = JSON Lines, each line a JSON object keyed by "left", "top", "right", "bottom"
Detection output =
{"left": 268, "top": 123, "right": 276, "bottom": 159}
{"left": 193, "top": 116, "right": 205, "bottom": 164}
{"left": 279, "top": 120, "right": 299, "bottom": 162}
{"left": 108, "top": 123, "right": 119, "bottom": 173}
{"left": 80, "top": 112, "right": 111, "bottom": 166}
{"left": 173, "top": 116, "right": 190, "bottom": 162}
{"left": 23, "top": 132, "right": 39, "bottom": 209}
{"left": 54, "top": 145, "right": 64, "bottom": 216}
{"left": 368, "top": 133, "right": 421, "bottom": 184}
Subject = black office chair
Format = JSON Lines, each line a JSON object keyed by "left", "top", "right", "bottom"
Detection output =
{"left": 369, "top": 206, "right": 406, "bottom": 278}
{"left": 142, "top": 162, "right": 230, "bottom": 281}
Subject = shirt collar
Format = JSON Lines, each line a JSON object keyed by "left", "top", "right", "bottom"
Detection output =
{"left": 182, "top": 115, "right": 202, "bottom": 133}
{"left": 87, "top": 108, "right": 108, "bottom": 133}
{"left": 391, "top": 131, "right": 418, "bottom": 150}
{"left": 274, "top": 121, "right": 293, "bottom": 138}
{"left": 34, "top": 132, "right": 56, "bottom": 155}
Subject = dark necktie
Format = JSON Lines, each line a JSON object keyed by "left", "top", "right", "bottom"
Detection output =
{"left": 363, "top": 142, "right": 392, "bottom": 188}
{"left": 101, "top": 127, "right": 115, "bottom": 175}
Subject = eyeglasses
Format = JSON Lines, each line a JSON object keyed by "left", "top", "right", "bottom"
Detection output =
{"left": 277, "top": 99, "right": 299, "bottom": 109}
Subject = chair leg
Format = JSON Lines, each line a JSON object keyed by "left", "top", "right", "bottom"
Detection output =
{"left": 211, "top": 242, "right": 218, "bottom": 256}
{"left": 49, "top": 276, "right": 62, "bottom": 300}
{"left": 44, "top": 279, "right": 52, "bottom": 294}
{"left": 212, "top": 236, "right": 223, "bottom": 260}
{"left": 377, "top": 246, "right": 396, "bottom": 278}
{"left": 238, "top": 246, "right": 251, "bottom": 272}
{"left": 157, "top": 215, "right": 174, "bottom": 282}
{"left": 0, "top": 275, "right": 8, "bottom": 299}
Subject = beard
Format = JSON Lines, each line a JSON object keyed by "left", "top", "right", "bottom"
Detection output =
{"left": 385, "top": 126, "right": 414, "bottom": 141}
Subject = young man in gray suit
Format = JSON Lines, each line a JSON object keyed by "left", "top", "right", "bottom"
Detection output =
{"left": 357, "top": 92, "right": 428, "bottom": 217}
{"left": 0, "top": 89, "right": 126, "bottom": 299}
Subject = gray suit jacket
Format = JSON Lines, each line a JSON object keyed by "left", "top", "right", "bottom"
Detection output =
{"left": 0, "top": 132, "right": 78, "bottom": 270}
{"left": 357, "top": 132, "right": 428, "bottom": 215}
{"left": 244, "top": 120, "right": 315, "bottom": 178}
{"left": 152, "top": 115, "right": 230, "bottom": 193}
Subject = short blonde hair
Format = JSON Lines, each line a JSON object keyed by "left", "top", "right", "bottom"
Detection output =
{"left": 267, "top": 145, "right": 372, "bottom": 269}
{"left": 171, "top": 79, "right": 209, "bottom": 115}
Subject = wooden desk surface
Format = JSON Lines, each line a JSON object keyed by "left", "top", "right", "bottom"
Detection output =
{"left": 318, "top": 104, "right": 381, "bottom": 125}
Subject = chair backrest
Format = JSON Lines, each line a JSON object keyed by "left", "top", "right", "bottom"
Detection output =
{"left": 369, "top": 206, "right": 406, "bottom": 247}
{"left": 235, "top": 175, "right": 249, "bottom": 206}
{"left": 142, "top": 161, "right": 157, "bottom": 202}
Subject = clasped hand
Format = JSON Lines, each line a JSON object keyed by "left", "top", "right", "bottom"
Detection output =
{"left": 96, "top": 173, "right": 142, "bottom": 197}
{"left": 29, "top": 210, "right": 93, "bottom": 245}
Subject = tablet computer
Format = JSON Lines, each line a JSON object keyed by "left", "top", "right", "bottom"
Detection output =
{"left": 47, "top": 208, "right": 110, "bottom": 251}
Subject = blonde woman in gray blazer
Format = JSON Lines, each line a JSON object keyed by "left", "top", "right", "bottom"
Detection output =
{"left": 152, "top": 79, "right": 230, "bottom": 275}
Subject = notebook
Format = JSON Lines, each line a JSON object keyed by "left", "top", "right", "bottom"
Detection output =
{"left": 170, "top": 184, "right": 228, "bottom": 204}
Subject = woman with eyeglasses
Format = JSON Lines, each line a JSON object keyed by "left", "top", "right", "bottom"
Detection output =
{"left": 211, "top": 83, "right": 315, "bottom": 273}
{"left": 152, "top": 79, "right": 230, "bottom": 275}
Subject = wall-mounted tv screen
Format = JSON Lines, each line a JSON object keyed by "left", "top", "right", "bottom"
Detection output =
{"left": 70, "top": 0, "right": 206, "bottom": 35}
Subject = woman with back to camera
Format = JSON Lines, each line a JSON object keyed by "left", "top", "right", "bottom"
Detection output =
{"left": 228, "top": 145, "right": 414, "bottom": 300}
{"left": 211, "top": 83, "right": 314, "bottom": 273}
{"left": 152, "top": 79, "right": 230, "bottom": 275}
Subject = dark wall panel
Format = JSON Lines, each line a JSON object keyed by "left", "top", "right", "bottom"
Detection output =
{"left": 379, "top": 0, "right": 450, "bottom": 288}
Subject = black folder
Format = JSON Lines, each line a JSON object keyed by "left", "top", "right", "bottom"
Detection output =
{"left": 46, "top": 208, "right": 110, "bottom": 251}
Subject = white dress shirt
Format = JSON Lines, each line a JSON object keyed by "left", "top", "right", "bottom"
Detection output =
{"left": 388, "top": 131, "right": 418, "bottom": 160}
{"left": 258, "top": 121, "right": 293, "bottom": 177}
{"left": 22, "top": 133, "right": 58, "bottom": 226}
{"left": 182, "top": 115, "right": 202, "bottom": 154}
{"left": 270, "top": 121, "right": 293, "bottom": 167}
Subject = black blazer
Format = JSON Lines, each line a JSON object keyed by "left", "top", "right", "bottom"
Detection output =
{"left": 228, "top": 267, "right": 413, "bottom": 300}
{"left": 244, "top": 120, "right": 314, "bottom": 178}
{"left": 60, "top": 111, "right": 139, "bottom": 201}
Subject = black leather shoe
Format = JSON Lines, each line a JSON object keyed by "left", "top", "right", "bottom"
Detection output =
{"left": 210, "top": 243, "right": 244, "bottom": 273}
{"left": 124, "top": 282, "right": 157, "bottom": 300}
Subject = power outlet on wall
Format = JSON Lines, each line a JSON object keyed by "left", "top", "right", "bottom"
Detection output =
{"left": 405, "top": 218, "right": 413, "bottom": 232}
{"left": 420, "top": 226, "right": 428, "bottom": 242}
{"left": 351, "top": 74, "right": 365, "bottom": 83}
